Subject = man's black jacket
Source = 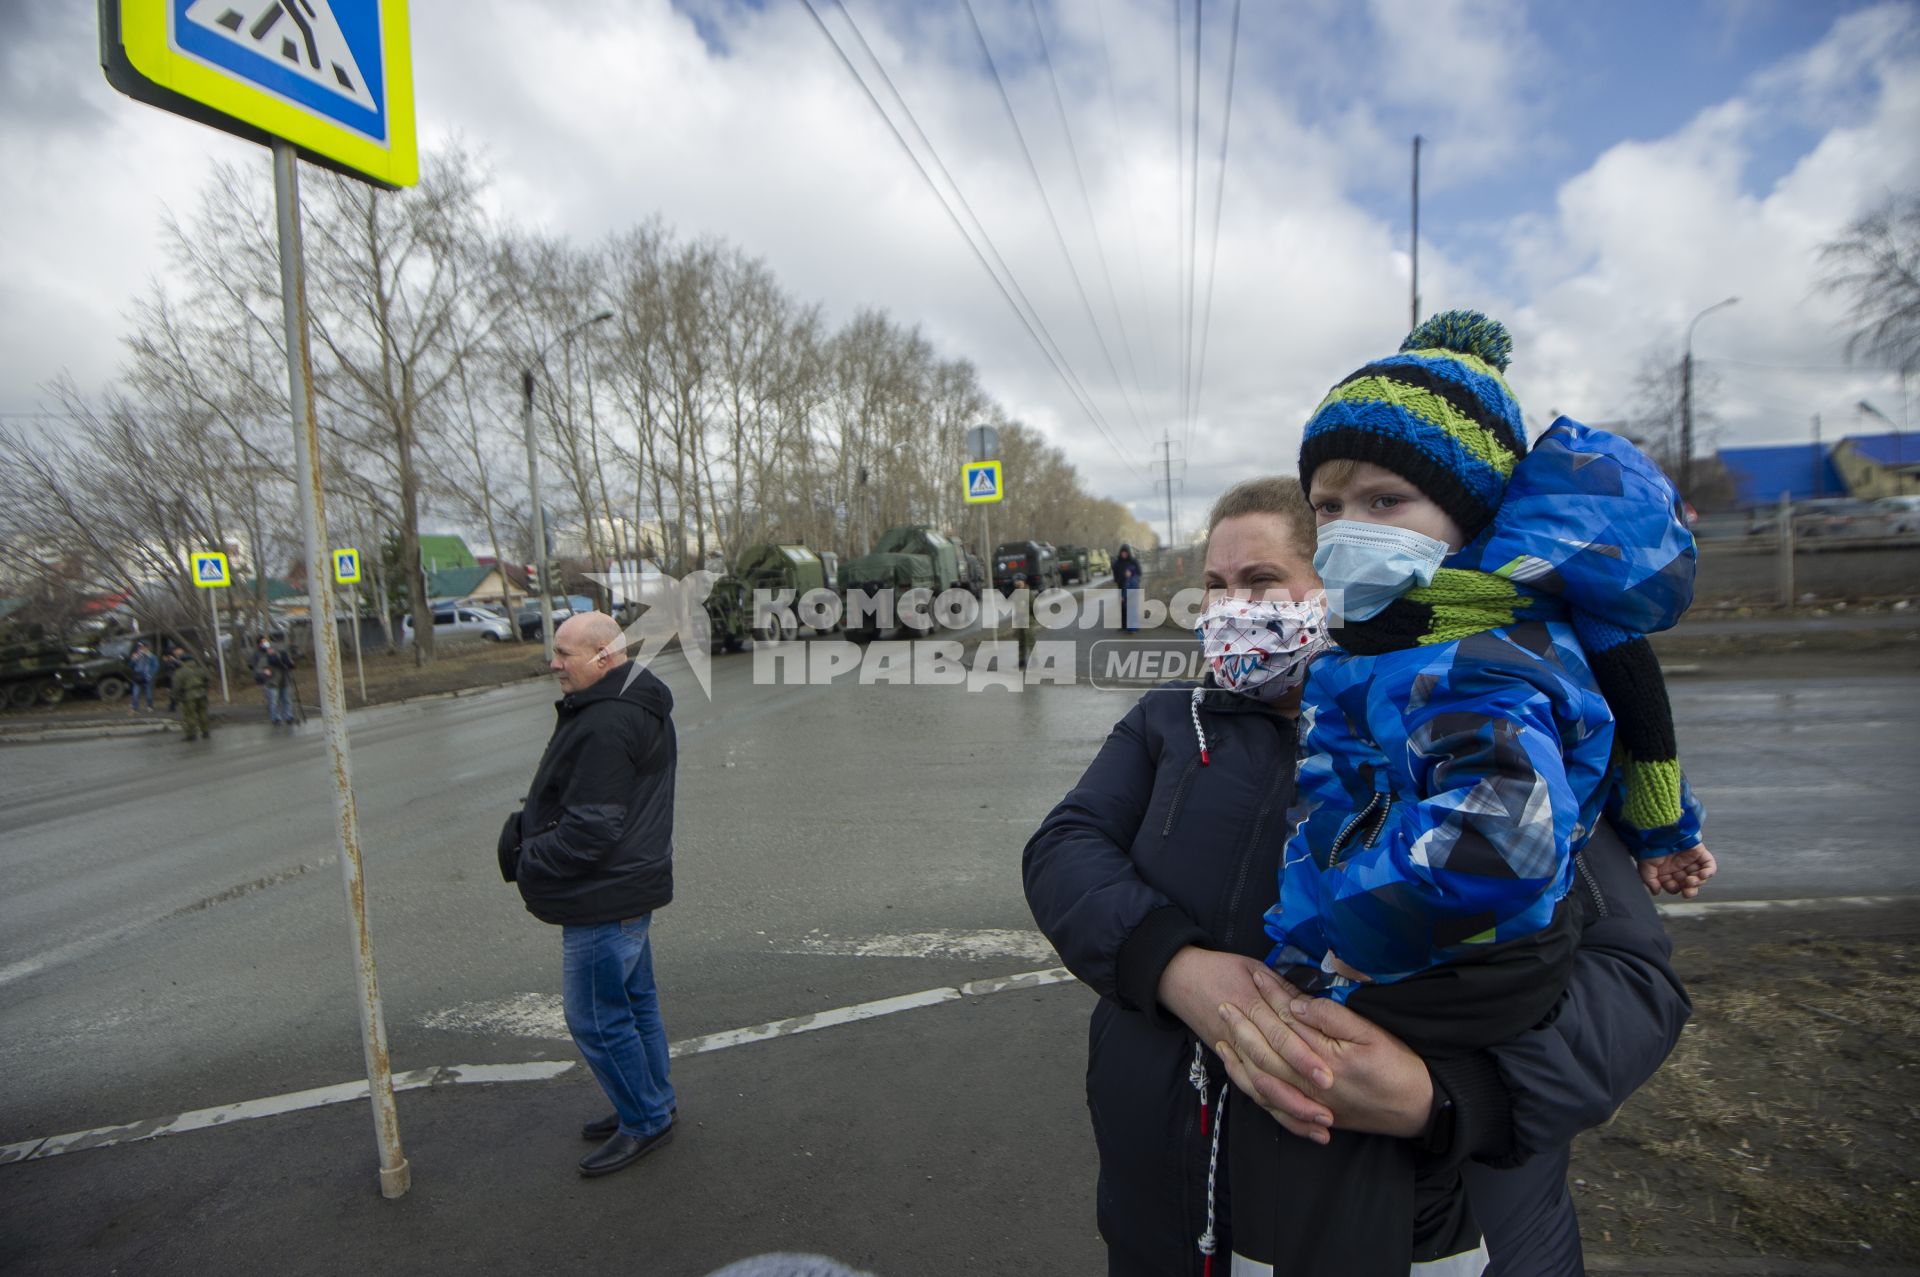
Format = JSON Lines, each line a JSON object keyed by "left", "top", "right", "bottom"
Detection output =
{"left": 504, "top": 663, "right": 676, "bottom": 926}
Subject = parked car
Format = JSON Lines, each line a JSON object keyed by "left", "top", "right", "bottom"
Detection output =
{"left": 993, "top": 540, "right": 1061, "bottom": 593}
{"left": 514, "top": 598, "right": 576, "bottom": 639}
{"left": 1868, "top": 494, "right": 1920, "bottom": 536}
{"left": 402, "top": 604, "right": 512, "bottom": 644}
{"left": 1747, "top": 497, "right": 1881, "bottom": 539}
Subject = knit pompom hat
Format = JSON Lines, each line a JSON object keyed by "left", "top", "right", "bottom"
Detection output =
{"left": 1299, "top": 310, "right": 1527, "bottom": 540}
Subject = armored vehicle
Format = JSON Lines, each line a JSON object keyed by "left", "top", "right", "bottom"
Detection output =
{"left": 0, "top": 625, "right": 130, "bottom": 710}
{"left": 839, "top": 525, "right": 964, "bottom": 639}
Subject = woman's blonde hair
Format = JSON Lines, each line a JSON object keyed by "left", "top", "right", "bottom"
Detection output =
{"left": 1206, "top": 476, "right": 1315, "bottom": 552}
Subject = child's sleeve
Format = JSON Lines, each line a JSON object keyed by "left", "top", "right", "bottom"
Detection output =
{"left": 1603, "top": 767, "right": 1705, "bottom": 859}
{"left": 1274, "top": 663, "right": 1584, "bottom": 983}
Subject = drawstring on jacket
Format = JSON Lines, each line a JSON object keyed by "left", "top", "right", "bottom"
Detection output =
{"left": 1189, "top": 1042, "right": 1227, "bottom": 1274}
{"left": 1190, "top": 688, "right": 1211, "bottom": 766}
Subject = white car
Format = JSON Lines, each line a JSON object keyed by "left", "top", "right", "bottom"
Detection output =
{"left": 1868, "top": 494, "right": 1920, "bottom": 536}
{"left": 402, "top": 604, "right": 512, "bottom": 643}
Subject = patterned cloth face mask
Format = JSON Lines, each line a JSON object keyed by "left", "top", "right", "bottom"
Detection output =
{"left": 1195, "top": 596, "right": 1331, "bottom": 699}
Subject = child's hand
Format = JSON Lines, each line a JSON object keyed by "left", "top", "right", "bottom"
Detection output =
{"left": 1639, "top": 843, "right": 1717, "bottom": 899}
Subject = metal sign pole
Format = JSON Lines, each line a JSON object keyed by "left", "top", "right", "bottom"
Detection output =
{"left": 349, "top": 582, "right": 366, "bottom": 704}
{"left": 272, "top": 139, "right": 409, "bottom": 1199}
{"left": 207, "top": 584, "right": 230, "bottom": 703}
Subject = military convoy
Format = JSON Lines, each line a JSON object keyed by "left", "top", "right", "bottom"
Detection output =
{"left": 694, "top": 525, "right": 1099, "bottom": 652}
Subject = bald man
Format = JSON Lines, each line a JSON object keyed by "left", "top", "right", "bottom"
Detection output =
{"left": 499, "top": 611, "right": 680, "bottom": 1177}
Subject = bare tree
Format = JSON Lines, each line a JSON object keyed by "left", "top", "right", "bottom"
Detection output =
{"left": 1820, "top": 192, "right": 1920, "bottom": 378}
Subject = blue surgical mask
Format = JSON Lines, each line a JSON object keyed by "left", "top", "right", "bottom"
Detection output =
{"left": 1312, "top": 521, "right": 1450, "bottom": 621}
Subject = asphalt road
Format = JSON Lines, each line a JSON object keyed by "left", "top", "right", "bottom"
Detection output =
{"left": 2, "top": 634, "right": 1917, "bottom": 1273}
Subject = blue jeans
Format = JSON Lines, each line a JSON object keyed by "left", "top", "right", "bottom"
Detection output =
{"left": 562, "top": 915, "right": 675, "bottom": 1138}
{"left": 264, "top": 685, "right": 293, "bottom": 723}
{"left": 131, "top": 678, "right": 155, "bottom": 712}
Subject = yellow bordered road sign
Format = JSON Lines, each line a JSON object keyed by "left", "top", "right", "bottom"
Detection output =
{"left": 332, "top": 548, "right": 362, "bottom": 585}
{"left": 191, "top": 551, "right": 232, "bottom": 588}
{"left": 100, "top": 0, "right": 417, "bottom": 189}
{"left": 964, "top": 460, "right": 1004, "bottom": 504}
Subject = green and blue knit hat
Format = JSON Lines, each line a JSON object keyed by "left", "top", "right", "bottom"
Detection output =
{"left": 1299, "top": 310, "right": 1527, "bottom": 539}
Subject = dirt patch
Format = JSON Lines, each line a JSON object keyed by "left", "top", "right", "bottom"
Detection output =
{"left": 1574, "top": 903, "right": 1920, "bottom": 1267}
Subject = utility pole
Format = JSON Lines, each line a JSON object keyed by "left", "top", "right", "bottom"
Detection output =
{"left": 1411, "top": 135, "right": 1423, "bottom": 331}
{"left": 1681, "top": 297, "right": 1739, "bottom": 503}
{"left": 1812, "top": 414, "right": 1823, "bottom": 498}
{"left": 1159, "top": 435, "right": 1178, "bottom": 552}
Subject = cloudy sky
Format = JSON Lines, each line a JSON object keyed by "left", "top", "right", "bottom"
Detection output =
{"left": 5, "top": 0, "right": 1918, "bottom": 537}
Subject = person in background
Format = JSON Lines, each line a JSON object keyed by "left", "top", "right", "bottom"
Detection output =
{"left": 170, "top": 645, "right": 211, "bottom": 742}
{"left": 128, "top": 640, "right": 158, "bottom": 715}
{"left": 250, "top": 637, "right": 296, "bottom": 726}
{"left": 1113, "top": 544, "right": 1143, "bottom": 632}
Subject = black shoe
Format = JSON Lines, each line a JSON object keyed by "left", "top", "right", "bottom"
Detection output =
{"left": 582, "top": 1105, "right": 675, "bottom": 1141}
{"left": 577, "top": 1122, "right": 673, "bottom": 1177}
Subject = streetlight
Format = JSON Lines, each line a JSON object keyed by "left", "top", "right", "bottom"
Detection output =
{"left": 523, "top": 310, "right": 614, "bottom": 661}
{"left": 1680, "top": 296, "right": 1739, "bottom": 502}
{"left": 1859, "top": 399, "right": 1906, "bottom": 466}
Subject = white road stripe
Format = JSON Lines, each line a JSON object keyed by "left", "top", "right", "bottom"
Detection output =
{"left": 1658, "top": 893, "right": 1917, "bottom": 917}
{"left": 0, "top": 966, "right": 1078, "bottom": 1166}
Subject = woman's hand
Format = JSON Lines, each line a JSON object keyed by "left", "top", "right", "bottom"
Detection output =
{"left": 1215, "top": 966, "right": 1433, "bottom": 1144}
{"left": 1156, "top": 946, "right": 1272, "bottom": 1051}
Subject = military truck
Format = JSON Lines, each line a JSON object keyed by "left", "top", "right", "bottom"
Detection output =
{"left": 839, "top": 525, "right": 965, "bottom": 639}
{"left": 731, "top": 543, "right": 838, "bottom": 641}
{"left": 1056, "top": 545, "right": 1093, "bottom": 585}
{"left": 993, "top": 540, "right": 1062, "bottom": 593}
{"left": 0, "top": 624, "right": 131, "bottom": 710}
{"left": 702, "top": 573, "right": 754, "bottom": 654}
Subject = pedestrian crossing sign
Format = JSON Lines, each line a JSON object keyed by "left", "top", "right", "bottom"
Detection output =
{"left": 964, "top": 460, "right": 1004, "bottom": 504}
{"left": 100, "top": 0, "right": 418, "bottom": 190}
{"left": 191, "top": 551, "right": 231, "bottom": 588}
{"left": 332, "top": 548, "right": 361, "bottom": 584}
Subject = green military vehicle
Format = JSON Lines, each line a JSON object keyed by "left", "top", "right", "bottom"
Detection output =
{"left": 703, "top": 573, "right": 755, "bottom": 654}
{"left": 839, "top": 525, "right": 965, "bottom": 639}
{"left": 1057, "top": 545, "right": 1093, "bottom": 585}
{"left": 731, "top": 543, "right": 838, "bottom": 641}
{"left": 0, "top": 624, "right": 131, "bottom": 710}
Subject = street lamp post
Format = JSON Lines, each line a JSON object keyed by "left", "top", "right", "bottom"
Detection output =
{"left": 521, "top": 311, "right": 614, "bottom": 661}
{"left": 1680, "top": 296, "right": 1739, "bottom": 502}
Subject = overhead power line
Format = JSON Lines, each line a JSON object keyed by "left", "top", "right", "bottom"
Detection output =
{"left": 1186, "top": 0, "right": 1242, "bottom": 463}
{"left": 800, "top": 0, "right": 1150, "bottom": 487}
{"left": 961, "top": 0, "right": 1156, "bottom": 455}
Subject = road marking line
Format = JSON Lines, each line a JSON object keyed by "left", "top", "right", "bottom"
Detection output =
{"left": 0, "top": 966, "right": 1078, "bottom": 1166}
{"left": 1658, "top": 894, "right": 1917, "bottom": 918}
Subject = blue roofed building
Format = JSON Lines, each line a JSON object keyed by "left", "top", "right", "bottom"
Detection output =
{"left": 1715, "top": 442, "right": 1846, "bottom": 508}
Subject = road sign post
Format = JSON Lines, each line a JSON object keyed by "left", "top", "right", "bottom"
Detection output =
{"left": 334, "top": 548, "right": 366, "bottom": 702}
{"left": 963, "top": 452, "right": 1004, "bottom": 653}
{"left": 191, "top": 551, "right": 232, "bottom": 703}
{"left": 103, "top": 0, "right": 416, "bottom": 1199}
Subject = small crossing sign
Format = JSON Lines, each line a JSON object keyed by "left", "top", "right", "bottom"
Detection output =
{"left": 963, "top": 460, "right": 1004, "bottom": 505}
{"left": 100, "top": 0, "right": 418, "bottom": 189}
{"left": 191, "top": 551, "right": 232, "bottom": 588}
{"left": 332, "top": 547, "right": 362, "bottom": 585}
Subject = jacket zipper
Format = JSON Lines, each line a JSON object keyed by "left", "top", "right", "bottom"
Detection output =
{"left": 1161, "top": 755, "right": 1202, "bottom": 837}
{"left": 1576, "top": 849, "right": 1609, "bottom": 920}
{"left": 1220, "top": 734, "right": 1290, "bottom": 950}
{"left": 1328, "top": 792, "right": 1383, "bottom": 868}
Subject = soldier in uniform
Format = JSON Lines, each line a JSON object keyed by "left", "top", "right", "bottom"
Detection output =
{"left": 1012, "top": 571, "right": 1036, "bottom": 670}
{"left": 170, "top": 645, "right": 211, "bottom": 741}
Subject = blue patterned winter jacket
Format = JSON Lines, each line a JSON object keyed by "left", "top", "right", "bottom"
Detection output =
{"left": 1267, "top": 419, "right": 1704, "bottom": 991}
